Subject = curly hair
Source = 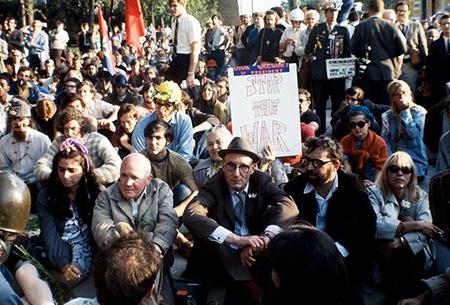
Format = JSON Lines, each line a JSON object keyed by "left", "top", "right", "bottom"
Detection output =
{"left": 55, "top": 107, "right": 87, "bottom": 135}
{"left": 304, "top": 135, "right": 343, "bottom": 161}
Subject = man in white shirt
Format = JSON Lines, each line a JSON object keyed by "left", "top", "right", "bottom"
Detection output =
{"left": 284, "top": 135, "right": 376, "bottom": 302}
{"left": 183, "top": 137, "right": 298, "bottom": 304}
{"left": 166, "top": 0, "right": 201, "bottom": 87}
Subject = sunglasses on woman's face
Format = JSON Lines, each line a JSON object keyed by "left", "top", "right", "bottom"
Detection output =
{"left": 387, "top": 165, "right": 412, "bottom": 175}
{"left": 348, "top": 120, "right": 368, "bottom": 129}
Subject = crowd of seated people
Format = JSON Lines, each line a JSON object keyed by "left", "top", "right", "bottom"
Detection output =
{"left": 0, "top": 0, "right": 449, "bottom": 305}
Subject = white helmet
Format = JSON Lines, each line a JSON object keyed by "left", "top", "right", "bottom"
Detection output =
{"left": 289, "top": 8, "right": 304, "bottom": 22}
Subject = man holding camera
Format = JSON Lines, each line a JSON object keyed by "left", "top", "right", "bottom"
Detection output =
{"left": 351, "top": 0, "right": 406, "bottom": 105}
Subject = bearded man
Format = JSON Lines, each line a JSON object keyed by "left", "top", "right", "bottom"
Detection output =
{"left": 0, "top": 97, "right": 50, "bottom": 207}
{"left": 284, "top": 135, "right": 376, "bottom": 304}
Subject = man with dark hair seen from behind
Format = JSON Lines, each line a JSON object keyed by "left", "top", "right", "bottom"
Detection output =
{"left": 64, "top": 233, "right": 161, "bottom": 305}
{"left": 351, "top": 0, "right": 407, "bottom": 105}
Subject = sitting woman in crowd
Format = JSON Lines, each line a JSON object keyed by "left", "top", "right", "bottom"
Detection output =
{"left": 194, "top": 81, "right": 228, "bottom": 125}
{"left": 34, "top": 107, "right": 121, "bottom": 185}
{"left": 382, "top": 80, "right": 428, "bottom": 181}
{"left": 267, "top": 223, "right": 348, "bottom": 305}
{"left": 112, "top": 103, "right": 140, "bottom": 159}
{"left": 37, "top": 138, "right": 101, "bottom": 286}
{"left": 341, "top": 105, "right": 388, "bottom": 185}
{"left": 332, "top": 86, "right": 388, "bottom": 141}
{"left": 193, "top": 125, "right": 233, "bottom": 187}
{"left": 367, "top": 151, "right": 442, "bottom": 303}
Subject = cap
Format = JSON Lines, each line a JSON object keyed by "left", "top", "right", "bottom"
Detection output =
{"left": 206, "top": 59, "right": 217, "bottom": 68}
{"left": 8, "top": 97, "right": 31, "bottom": 118}
{"left": 154, "top": 81, "right": 182, "bottom": 104}
{"left": 322, "top": 1, "right": 341, "bottom": 11}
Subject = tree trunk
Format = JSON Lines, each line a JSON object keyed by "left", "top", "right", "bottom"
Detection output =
{"left": 26, "top": 0, "right": 34, "bottom": 26}
{"left": 218, "top": 0, "right": 239, "bottom": 26}
{"left": 19, "top": 0, "right": 26, "bottom": 27}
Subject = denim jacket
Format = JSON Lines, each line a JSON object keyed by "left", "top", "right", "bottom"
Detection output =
{"left": 367, "top": 185, "right": 433, "bottom": 269}
{"left": 381, "top": 106, "right": 428, "bottom": 176}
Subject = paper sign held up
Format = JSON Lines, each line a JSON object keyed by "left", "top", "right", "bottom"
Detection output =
{"left": 228, "top": 63, "right": 301, "bottom": 157}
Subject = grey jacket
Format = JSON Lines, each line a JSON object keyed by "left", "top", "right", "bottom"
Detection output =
{"left": 92, "top": 178, "right": 178, "bottom": 252}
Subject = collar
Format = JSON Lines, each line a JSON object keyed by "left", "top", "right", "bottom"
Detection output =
{"left": 304, "top": 174, "right": 339, "bottom": 197}
{"left": 229, "top": 183, "right": 250, "bottom": 195}
{"left": 129, "top": 186, "right": 148, "bottom": 204}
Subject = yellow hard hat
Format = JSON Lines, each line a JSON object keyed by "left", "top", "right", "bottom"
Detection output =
{"left": 154, "top": 81, "right": 182, "bottom": 104}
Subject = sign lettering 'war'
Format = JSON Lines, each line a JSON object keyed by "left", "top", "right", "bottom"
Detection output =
{"left": 228, "top": 63, "right": 301, "bottom": 157}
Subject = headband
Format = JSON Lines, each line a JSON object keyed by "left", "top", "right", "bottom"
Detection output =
{"left": 59, "top": 138, "right": 90, "bottom": 172}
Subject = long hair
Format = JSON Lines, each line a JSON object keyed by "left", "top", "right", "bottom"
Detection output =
{"left": 375, "top": 151, "right": 421, "bottom": 202}
{"left": 46, "top": 148, "right": 100, "bottom": 224}
{"left": 199, "top": 82, "right": 219, "bottom": 107}
{"left": 387, "top": 80, "right": 420, "bottom": 114}
{"left": 268, "top": 224, "right": 348, "bottom": 304}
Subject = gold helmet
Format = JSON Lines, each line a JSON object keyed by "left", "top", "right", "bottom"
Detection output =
{"left": 0, "top": 171, "right": 31, "bottom": 234}
{"left": 154, "top": 81, "right": 182, "bottom": 104}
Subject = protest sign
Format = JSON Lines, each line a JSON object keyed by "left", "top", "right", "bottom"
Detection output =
{"left": 228, "top": 63, "right": 301, "bottom": 157}
{"left": 326, "top": 57, "right": 356, "bottom": 79}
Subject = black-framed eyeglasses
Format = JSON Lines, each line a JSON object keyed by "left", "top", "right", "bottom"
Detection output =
{"left": 349, "top": 120, "right": 368, "bottom": 129}
{"left": 300, "top": 156, "right": 335, "bottom": 169}
{"left": 224, "top": 162, "right": 252, "bottom": 174}
{"left": 387, "top": 165, "right": 412, "bottom": 175}
{"left": 155, "top": 101, "right": 174, "bottom": 109}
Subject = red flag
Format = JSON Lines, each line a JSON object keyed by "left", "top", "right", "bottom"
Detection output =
{"left": 98, "top": 4, "right": 116, "bottom": 76}
{"left": 126, "top": 0, "right": 146, "bottom": 55}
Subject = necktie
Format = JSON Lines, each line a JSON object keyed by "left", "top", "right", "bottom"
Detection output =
{"left": 447, "top": 38, "right": 450, "bottom": 55}
{"left": 173, "top": 18, "right": 179, "bottom": 55}
{"left": 233, "top": 192, "right": 246, "bottom": 229}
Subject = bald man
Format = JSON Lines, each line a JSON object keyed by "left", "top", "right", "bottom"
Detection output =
{"left": 92, "top": 153, "right": 178, "bottom": 254}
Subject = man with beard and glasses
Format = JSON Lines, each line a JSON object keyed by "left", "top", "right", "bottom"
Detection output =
{"left": 284, "top": 135, "right": 376, "bottom": 304}
{"left": 0, "top": 97, "right": 50, "bottom": 209}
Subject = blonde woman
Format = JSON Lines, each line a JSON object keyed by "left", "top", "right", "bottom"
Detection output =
{"left": 367, "top": 151, "right": 441, "bottom": 303}
{"left": 381, "top": 80, "right": 428, "bottom": 180}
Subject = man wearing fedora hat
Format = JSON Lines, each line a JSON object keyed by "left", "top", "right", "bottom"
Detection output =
{"left": 183, "top": 137, "right": 298, "bottom": 304}
{"left": 0, "top": 97, "right": 50, "bottom": 209}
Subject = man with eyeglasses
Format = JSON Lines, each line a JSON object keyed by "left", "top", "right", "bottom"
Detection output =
{"left": 183, "top": 137, "right": 298, "bottom": 304}
{"left": 284, "top": 135, "right": 376, "bottom": 303}
{"left": 132, "top": 81, "right": 194, "bottom": 161}
{"left": 105, "top": 74, "right": 139, "bottom": 106}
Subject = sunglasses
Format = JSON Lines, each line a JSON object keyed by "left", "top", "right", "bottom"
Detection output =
{"left": 387, "top": 165, "right": 412, "bottom": 175}
{"left": 349, "top": 120, "right": 368, "bottom": 129}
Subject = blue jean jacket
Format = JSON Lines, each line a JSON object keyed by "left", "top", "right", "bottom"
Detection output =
{"left": 381, "top": 106, "right": 428, "bottom": 176}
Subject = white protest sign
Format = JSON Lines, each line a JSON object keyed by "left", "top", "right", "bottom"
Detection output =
{"left": 326, "top": 57, "right": 356, "bottom": 79}
{"left": 228, "top": 63, "right": 301, "bottom": 157}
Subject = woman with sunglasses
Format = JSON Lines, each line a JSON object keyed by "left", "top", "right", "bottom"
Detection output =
{"left": 367, "top": 151, "right": 442, "bottom": 303}
{"left": 381, "top": 80, "right": 428, "bottom": 181}
{"left": 341, "top": 106, "right": 388, "bottom": 186}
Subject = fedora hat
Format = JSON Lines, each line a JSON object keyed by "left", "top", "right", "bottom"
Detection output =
{"left": 218, "top": 137, "right": 260, "bottom": 163}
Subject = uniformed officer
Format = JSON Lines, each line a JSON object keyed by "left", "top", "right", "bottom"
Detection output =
{"left": 305, "top": 1, "right": 351, "bottom": 133}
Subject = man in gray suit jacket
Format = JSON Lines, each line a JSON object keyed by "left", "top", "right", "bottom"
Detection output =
{"left": 183, "top": 137, "right": 298, "bottom": 305}
{"left": 351, "top": 0, "right": 407, "bottom": 105}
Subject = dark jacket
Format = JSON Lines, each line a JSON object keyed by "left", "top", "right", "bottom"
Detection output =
{"left": 426, "top": 36, "right": 450, "bottom": 101}
{"left": 305, "top": 22, "right": 351, "bottom": 80}
{"left": 284, "top": 170, "right": 376, "bottom": 277}
{"left": 183, "top": 170, "right": 298, "bottom": 281}
{"left": 351, "top": 16, "right": 407, "bottom": 81}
